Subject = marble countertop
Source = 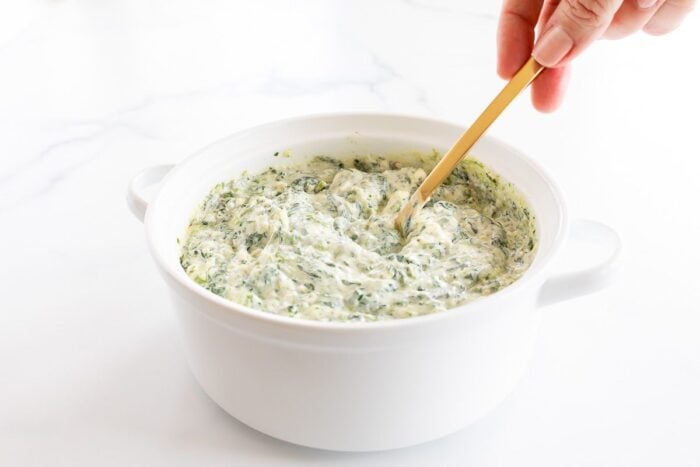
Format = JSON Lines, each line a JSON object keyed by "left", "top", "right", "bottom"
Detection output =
{"left": 2, "top": 1, "right": 699, "bottom": 466}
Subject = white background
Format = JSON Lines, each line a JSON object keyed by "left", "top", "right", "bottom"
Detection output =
{"left": 1, "top": 1, "right": 699, "bottom": 465}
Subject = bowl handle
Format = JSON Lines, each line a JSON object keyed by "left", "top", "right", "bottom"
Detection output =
{"left": 126, "top": 164, "right": 174, "bottom": 223}
{"left": 537, "top": 219, "right": 622, "bottom": 308}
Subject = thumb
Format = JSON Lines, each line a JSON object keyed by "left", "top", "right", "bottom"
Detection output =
{"left": 533, "top": 0, "right": 625, "bottom": 67}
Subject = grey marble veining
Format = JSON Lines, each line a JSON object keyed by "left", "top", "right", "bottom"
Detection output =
{"left": 1, "top": 2, "right": 699, "bottom": 466}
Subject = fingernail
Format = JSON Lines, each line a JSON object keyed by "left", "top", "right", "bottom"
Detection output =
{"left": 532, "top": 25, "right": 574, "bottom": 67}
{"left": 637, "top": 0, "right": 657, "bottom": 8}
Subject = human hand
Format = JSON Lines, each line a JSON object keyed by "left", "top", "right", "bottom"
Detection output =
{"left": 497, "top": 0, "right": 695, "bottom": 112}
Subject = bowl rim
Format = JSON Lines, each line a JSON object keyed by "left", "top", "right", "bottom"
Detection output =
{"left": 145, "top": 111, "right": 568, "bottom": 332}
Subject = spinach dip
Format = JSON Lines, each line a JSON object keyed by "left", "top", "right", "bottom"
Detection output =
{"left": 180, "top": 154, "right": 537, "bottom": 322}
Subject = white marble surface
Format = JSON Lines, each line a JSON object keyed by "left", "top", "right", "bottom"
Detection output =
{"left": 2, "top": 1, "right": 699, "bottom": 465}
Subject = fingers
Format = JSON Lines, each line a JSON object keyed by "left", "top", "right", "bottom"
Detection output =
{"left": 539, "top": 0, "right": 563, "bottom": 27}
{"left": 497, "top": 0, "right": 572, "bottom": 112}
{"left": 497, "top": 0, "right": 545, "bottom": 78}
{"left": 531, "top": 65, "right": 572, "bottom": 112}
{"left": 533, "top": 0, "right": 625, "bottom": 68}
{"left": 643, "top": 0, "right": 695, "bottom": 34}
{"left": 524, "top": 0, "right": 571, "bottom": 112}
{"left": 497, "top": 0, "right": 692, "bottom": 113}
{"left": 604, "top": 0, "right": 666, "bottom": 38}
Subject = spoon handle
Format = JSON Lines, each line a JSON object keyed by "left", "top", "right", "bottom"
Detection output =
{"left": 396, "top": 57, "right": 544, "bottom": 233}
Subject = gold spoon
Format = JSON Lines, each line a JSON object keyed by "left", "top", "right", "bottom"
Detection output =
{"left": 395, "top": 57, "right": 544, "bottom": 235}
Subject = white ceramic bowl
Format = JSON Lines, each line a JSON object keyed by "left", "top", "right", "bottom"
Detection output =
{"left": 127, "top": 113, "right": 621, "bottom": 452}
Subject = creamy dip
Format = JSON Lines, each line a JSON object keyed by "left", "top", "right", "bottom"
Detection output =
{"left": 180, "top": 154, "right": 537, "bottom": 322}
